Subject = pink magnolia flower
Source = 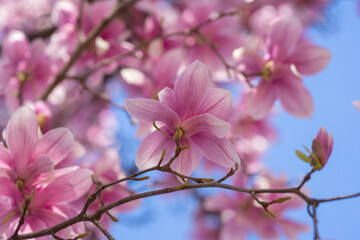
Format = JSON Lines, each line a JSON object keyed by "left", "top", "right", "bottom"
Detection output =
{"left": 203, "top": 173, "right": 308, "bottom": 240}
{"left": 0, "top": 106, "right": 74, "bottom": 187}
{"left": 125, "top": 61, "right": 240, "bottom": 177}
{"left": 0, "top": 168, "right": 92, "bottom": 239}
{"left": 311, "top": 127, "right": 333, "bottom": 170}
{"left": 0, "top": 30, "right": 56, "bottom": 109}
{"left": 179, "top": 0, "right": 242, "bottom": 71}
{"left": 237, "top": 18, "right": 331, "bottom": 119}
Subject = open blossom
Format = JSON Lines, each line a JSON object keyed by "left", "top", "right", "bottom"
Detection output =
{"left": 202, "top": 173, "right": 308, "bottom": 240}
{"left": 0, "top": 30, "right": 56, "bottom": 109}
{"left": 0, "top": 168, "right": 92, "bottom": 239}
{"left": 311, "top": 127, "right": 333, "bottom": 170}
{"left": 0, "top": 106, "right": 74, "bottom": 187}
{"left": 236, "top": 18, "right": 331, "bottom": 119}
{"left": 125, "top": 61, "right": 240, "bottom": 177}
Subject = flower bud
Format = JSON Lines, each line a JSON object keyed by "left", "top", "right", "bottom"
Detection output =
{"left": 311, "top": 127, "right": 333, "bottom": 170}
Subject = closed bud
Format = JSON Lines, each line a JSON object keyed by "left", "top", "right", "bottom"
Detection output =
{"left": 311, "top": 127, "right": 333, "bottom": 170}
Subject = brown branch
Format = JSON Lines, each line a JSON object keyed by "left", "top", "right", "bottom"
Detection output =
{"left": 310, "top": 203, "right": 320, "bottom": 240}
{"left": 316, "top": 192, "right": 360, "bottom": 203}
{"left": 39, "top": 0, "right": 139, "bottom": 101}
{"left": 91, "top": 220, "right": 115, "bottom": 240}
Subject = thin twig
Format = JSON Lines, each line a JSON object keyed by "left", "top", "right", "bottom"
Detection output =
{"left": 91, "top": 220, "right": 115, "bottom": 240}
{"left": 39, "top": 0, "right": 139, "bottom": 100}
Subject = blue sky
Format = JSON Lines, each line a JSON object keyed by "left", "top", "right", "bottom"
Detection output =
{"left": 111, "top": 1, "right": 360, "bottom": 239}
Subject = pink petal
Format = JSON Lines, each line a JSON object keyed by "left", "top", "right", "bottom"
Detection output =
{"left": 235, "top": 48, "right": 266, "bottom": 75}
{"left": 0, "top": 144, "right": 12, "bottom": 167}
{"left": 181, "top": 113, "right": 230, "bottom": 138}
{"left": 20, "top": 155, "right": 54, "bottom": 184}
{"left": 171, "top": 137, "right": 202, "bottom": 177}
{"left": 135, "top": 127, "right": 176, "bottom": 170}
{"left": 3, "top": 31, "right": 30, "bottom": 63}
{"left": 220, "top": 218, "right": 247, "bottom": 240}
{"left": 204, "top": 192, "right": 238, "bottom": 212}
{"left": 174, "top": 61, "right": 209, "bottom": 120}
{"left": 254, "top": 219, "right": 278, "bottom": 239}
{"left": 246, "top": 80, "right": 277, "bottom": 120}
{"left": 197, "top": 88, "right": 232, "bottom": 119}
{"left": 31, "top": 209, "right": 69, "bottom": 236}
{"left": 124, "top": 98, "right": 180, "bottom": 132}
{"left": 24, "top": 219, "right": 48, "bottom": 240}
{"left": 6, "top": 106, "right": 39, "bottom": 173}
{"left": 158, "top": 87, "right": 178, "bottom": 112}
{"left": 0, "top": 209, "right": 20, "bottom": 237}
{"left": 285, "top": 45, "right": 331, "bottom": 75}
{"left": 153, "top": 48, "right": 183, "bottom": 89}
{"left": 34, "top": 168, "right": 93, "bottom": 206}
{"left": 35, "top": 128, "right": 74, "bottom": 165}
{"left": 191, "top": 133, "right": 240, "bottom": 168}
{"left": 267, "top": 18, "right": 302, "bottom": 61}
{"left": 276, "top": 75, "right": 314, "bottom": 118}
{"left": 278, "top": 219, "right": 308, "bottom": 240}
{"left": 353, "top": 100, "right": 360, "bottom": 112}
{"left": 0, "top": 177, "right": 18, "bottom": 198}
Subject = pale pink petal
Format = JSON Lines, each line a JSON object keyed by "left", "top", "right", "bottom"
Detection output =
{"left": 235, "top": 48, "right": 266, "bottom": 75}
{"left": 55, "top": 205, "right": 86, "bottom": 236}
{"left": 0, "top": 177, "right": 18, "bottom": 198}
{"left": 182, "top": 113, "right": 230, "bottom": 138}
{"left": 204, "top": 192, "right": 238, "bottom": 212}
{"left": 254, "top": 219, "right": 278, "bottom": 239}
{"left": 220, "top": 218, "right": 247, "bottom": 240}
{"left": 197, "top": 88, "right": 232, "bottom": 119}
{"left": 0, "top": 144, "right": 12, "bottom": 167}
{"left": 246, "top": 80, "right": 277, "bottom": 120}
{"left": 24, "top": 218, "right": 48, "bottom": 240}
{"left": 267, "top": 18, "right": 302, "bottom": 61}
{"left": 352, "top": 100, "right": 360, "bottom": 112}
{"left": 278, "top": 219, "right": 309, "bottom": 240}
{"left": 34, "top": 168, "right": 93, "bottom": 206}
{"left": 0, "top": 210, "right": 20, "bottom": 237}
{"left": 276, "top": 76, "right": 314, "bottom": 118}
{"left": 285, "top": 45, "right": 331, "bottom": 75}
{"left": 153, "top": 48, "right": 183, "bottom": 89}
{"left": 191, "top": 133, "right": 240, "bottom": 168}
{"left": 3, "top": 31, "right": 30, "bottom": 63}
{"left": 20, "top": 155, "right": 54, "bottom": 184}
{"left": 31, "top": 208, "right": 72, "bottom": 238}
{"left": 35, "top": 128, "right": 74, "bottom": 165}
{"left": 171, "top": 137, "right": 202, "bottom": 177}
{"left": 174, "top": 61, "right": 209, "bottom": 120}
{"left": 6, "top": 106, "right": 39, "bottom": 173}
{"left": 135, "top": 127, "right": 176, "bottom": 170}
{"left": 125, "top": 98, "right": 180, "bottom": 131}
{"left": 158, "top": 87, "right": 178, "bottom": 112}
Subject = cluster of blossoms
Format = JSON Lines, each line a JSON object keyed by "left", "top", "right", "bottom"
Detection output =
{"left": 0, "top": 0, "right": 345, "bottom": 239}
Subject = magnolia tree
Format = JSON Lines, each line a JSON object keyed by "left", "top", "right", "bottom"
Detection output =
{"left": 0, "top": 0, "right": 358, "bottom": 240}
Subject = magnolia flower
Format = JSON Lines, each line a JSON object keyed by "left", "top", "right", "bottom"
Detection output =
{"left": 311, "top": 127, "right": 333, "bottom": 170}
{"left": 203, "top": 173, "right": 308, "bottom": 240}
{"left": 237, "top": 18, "right": 331, "bottom": 119}
{"left": 0, "top": 30, "right": 56, "bottom": 109}
{"left": 0, "top": 106, "right": 74, "bottom": 187}
{"left": 125, "top": 61, "right": 240, "bottom": 177}
{"left": 0, "top": 168, "right": 92, "bottom": 239}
